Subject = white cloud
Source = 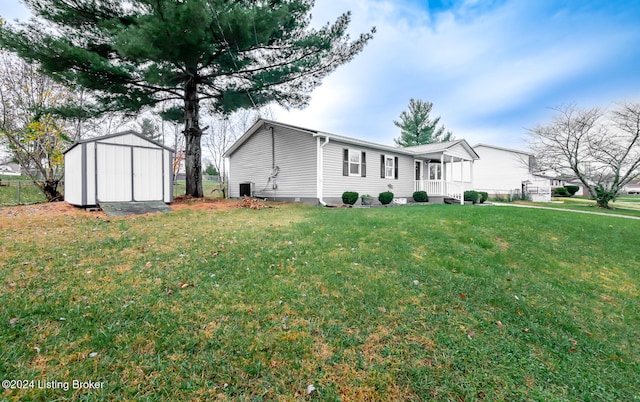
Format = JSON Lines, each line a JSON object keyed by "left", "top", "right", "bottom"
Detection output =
{"left": 275, "top": 0, "right": 640, "bottom": 149}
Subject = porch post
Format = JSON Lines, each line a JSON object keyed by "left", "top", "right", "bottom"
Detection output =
{"left": 440, "top": 154, "right": 444, "bottom": 197}
{"left": 470, "top": 160, "right": 474, "bottom": 188}
{"left": 459, "top": 157, "right": 464, "bottom": 205}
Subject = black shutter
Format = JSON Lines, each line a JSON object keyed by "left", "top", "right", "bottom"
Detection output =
{"left": 380, "top": 154, "right": 385, "bottom": 178}
{"left": 361, "top": 152, "right": 366, "bottom": 177}
{"left": 343, "top": 149, "right": 349, "bottom": 176}
{"left": 394, "top": 157, "right": 399, "bottom": 179}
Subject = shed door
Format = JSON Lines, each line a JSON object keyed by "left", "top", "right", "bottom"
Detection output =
{"left": 96, "top": 143, "right": 164, "bottom": 203}
{"left": 133, "top": 147, "right": 163, "bottom": 201}
{"left": 96, "top": 143, "right": 132, "bottom": 202}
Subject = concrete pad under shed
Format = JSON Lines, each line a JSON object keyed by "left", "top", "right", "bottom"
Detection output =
{"left": 99, "top": 201, "right": 171, "bottom": 217}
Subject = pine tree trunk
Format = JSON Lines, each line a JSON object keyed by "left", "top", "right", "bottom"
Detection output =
{"left": 183, "top": 76, "right": 204, "bottom": 198}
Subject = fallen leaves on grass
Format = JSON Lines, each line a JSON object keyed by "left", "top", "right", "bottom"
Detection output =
{"left": 236, "top": 196, "right": 269, "bottom": 210}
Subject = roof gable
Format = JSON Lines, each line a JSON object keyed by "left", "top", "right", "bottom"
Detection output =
{"left": 473, "top": 143, "right": 532, "bottom": 156}
{"left": 64, "top": 130, "right": 175, "bottom": 154}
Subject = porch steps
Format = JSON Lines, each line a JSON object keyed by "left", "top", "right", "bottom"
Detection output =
{"left": 444, "top": 197, "right": 462, "bottom": 205}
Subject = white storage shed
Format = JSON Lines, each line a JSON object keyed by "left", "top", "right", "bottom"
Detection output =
{"left": 64, "top": 131, "right": 174, "bottom": 206}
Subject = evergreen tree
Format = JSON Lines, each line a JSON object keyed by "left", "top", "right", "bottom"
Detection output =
{"left": 394, "top": 99, "right": 454, "bottom": 147}
{"left": 138, "top": 117, "right": 161, "bottom": 143}
{"left": 0, "top": 0, "right": 374, "bottom": 197}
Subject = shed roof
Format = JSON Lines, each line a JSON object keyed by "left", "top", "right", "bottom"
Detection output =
{"left": 63, "top": 130, "right": 175, "bottom": 154}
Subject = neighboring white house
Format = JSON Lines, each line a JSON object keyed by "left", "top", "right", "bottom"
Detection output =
{"left": 63, "top": 131, "right": 175, "bottom": 206}
{"left": 472, "top": 144, "right": 552, "bottom": 202}
{"left": 225, "top": 119, "right": 479, "bottom": 205}
{"left": 623, "top": 180, "right": 640, "bottom": 194}
{"left": 0, "top": 161, "right": 22, "bottom": 176}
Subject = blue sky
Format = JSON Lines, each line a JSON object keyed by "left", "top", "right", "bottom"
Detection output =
{"left": 3, "top": 0, "right": 640, "bottom": 149}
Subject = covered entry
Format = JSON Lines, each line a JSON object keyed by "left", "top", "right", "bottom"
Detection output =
{"left": 64, "top": 131, "right": 174, "bottom": 207}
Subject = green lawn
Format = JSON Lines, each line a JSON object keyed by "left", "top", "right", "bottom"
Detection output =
{"left": 1, "top": 204, "right": 639, "bottom": 400}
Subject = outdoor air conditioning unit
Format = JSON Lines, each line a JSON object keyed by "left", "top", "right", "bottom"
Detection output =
{"left": 239, "top": 182, "right": 254, "bottom": 197}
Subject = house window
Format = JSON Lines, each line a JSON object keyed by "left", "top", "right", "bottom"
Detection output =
{"left": 343, "top": 149, "right": 366, "bottom": 177}
{"left": 380, "top": 154, "right": 399, "bottom": 179}
{"left": 350, "top": 150, "right": 361, "bottom": 176}
{"left": 385, "top": 155, "right": 394, "bottom": 178}
{"left": 429, "top": 164, "right": 442, "bottom": 180}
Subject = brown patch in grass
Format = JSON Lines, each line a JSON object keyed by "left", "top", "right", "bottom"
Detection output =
{"left": 495, "top": 237, "right": 509, "bottom": 250}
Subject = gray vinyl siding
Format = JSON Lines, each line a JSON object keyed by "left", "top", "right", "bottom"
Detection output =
{"left": 322, "top": 140, "right": 415, "bottom": 200}
{"left": 228, "top": 125, "right": 317, "bottom": 199}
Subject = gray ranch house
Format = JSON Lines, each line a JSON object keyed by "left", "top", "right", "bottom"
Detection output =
{"left": 225, "top": 119, "right": 479, "bottom": 205}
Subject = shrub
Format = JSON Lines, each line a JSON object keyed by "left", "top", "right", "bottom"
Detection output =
{"left": 378, "top": 191, "right": 394, "bottom": 205}
{"left": 552, "top": 187, "right": 570, "bottom": 197}
{"left": 564, "top": 185, "right": 580, "bottom": 196}
{"left": 341, "top": 191, "right": 359, "bottom": 205}
{"left": 478, "top": 192, "right": 489, "bottom": 203}
{"left": 464, "top": 190, "right": 480, "bottom": 203}
{"left": 413, "top": 191, "right": 428, "bottom": 202}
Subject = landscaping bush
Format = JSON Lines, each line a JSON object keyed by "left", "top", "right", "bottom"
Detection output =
{"left": 564, "top": 185, "right": 580, "bottom": 196}
{"left": 378, "top": 191, "right": 394, "bottom": 205}
{"left": 413, "top": 191, "right": 428, "bottom": 202}
{"left": 552, "top": 187, "right": 570, "bottom": 197}
{"left": 478, "top": 191, "right": 489, "bottom": 204}
{"left": 341, "top": 191, "right": 359, "bottom": 205}
{"left": 464, "top": 190, "right": 480, "bottom": 204}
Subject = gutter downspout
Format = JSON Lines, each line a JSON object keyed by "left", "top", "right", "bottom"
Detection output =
{"left": 314, "top": 134, "right": 330, "bottom": 206}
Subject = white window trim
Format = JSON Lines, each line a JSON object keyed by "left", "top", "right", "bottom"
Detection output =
{"left": 384, "top": 154, "right": 395, "bottom": 179}
{"left": 348, "top": 149, "right": 361, "bottom": 177}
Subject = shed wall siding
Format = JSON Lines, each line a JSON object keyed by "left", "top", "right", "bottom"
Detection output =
{"left": 100, "top": 133, "right": 156, "bottom": 148}
{"left": 64, "top": 145, "right": 83, "bottom": 205}
{"left": 229, "top": 125, "right": 317, "bottom": 199}
{"left": 86, "top": 142, "right": 96, "bottom": 205}
{"left": 163, "top": 150, "right": 173, "bottom": 202}
{"left": 473, "top": 146, "right": 532, "bottom": 193}
{"left": 321, "top": 140, "right": 415, "bottom": 198}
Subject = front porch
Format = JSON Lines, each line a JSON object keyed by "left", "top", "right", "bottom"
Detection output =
{"left": 414, "top": 180, "right": 473, "bottom": 203}
{"left": 410, "top": 141, "right": 479, "bottom": 205}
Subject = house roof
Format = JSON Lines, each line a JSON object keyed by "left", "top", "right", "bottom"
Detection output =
{"left": 63, "top": 130, "right": 175, "bottom": 154}
{"left": 0, "top": 161, "right": 21, "bottom": 172}
{"left": 472, "top": 143, "right": 533, "bottom": 156}
{"left": 225, "top": 119, "right": 479, "bottom": 160}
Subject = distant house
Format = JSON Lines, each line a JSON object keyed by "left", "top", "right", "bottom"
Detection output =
{"left": 0, "top": 161, "right": 22, "bottom": 176}
{"left": 623, "top": 180, "right": 640, "bottom": 194}
{"left": 472, "top": 144, "right": 553, "bottom": 201}
{"left": 225, "top": 119, "right": 479, "bottom": 205}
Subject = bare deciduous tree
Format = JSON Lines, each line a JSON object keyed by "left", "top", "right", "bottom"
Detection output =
{"left": 204, "top": 108, "right": 272, "bottom": 196}
{"left": 0, "top": 52, "right": 75, "bottom": 201}
{"left": 528, "top": 103, "right": 640, "bottom": 208}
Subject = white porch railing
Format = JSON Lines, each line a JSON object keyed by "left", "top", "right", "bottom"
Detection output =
{"left": 414, "top": 180, "right": 471, "bottom": 203}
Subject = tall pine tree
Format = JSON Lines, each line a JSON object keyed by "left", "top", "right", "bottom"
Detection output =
{"left": 394, "top": 99, "right": 454, "bottom": 147}
{"left": 0, "top": 0, "right": 374, "bottom": 197}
